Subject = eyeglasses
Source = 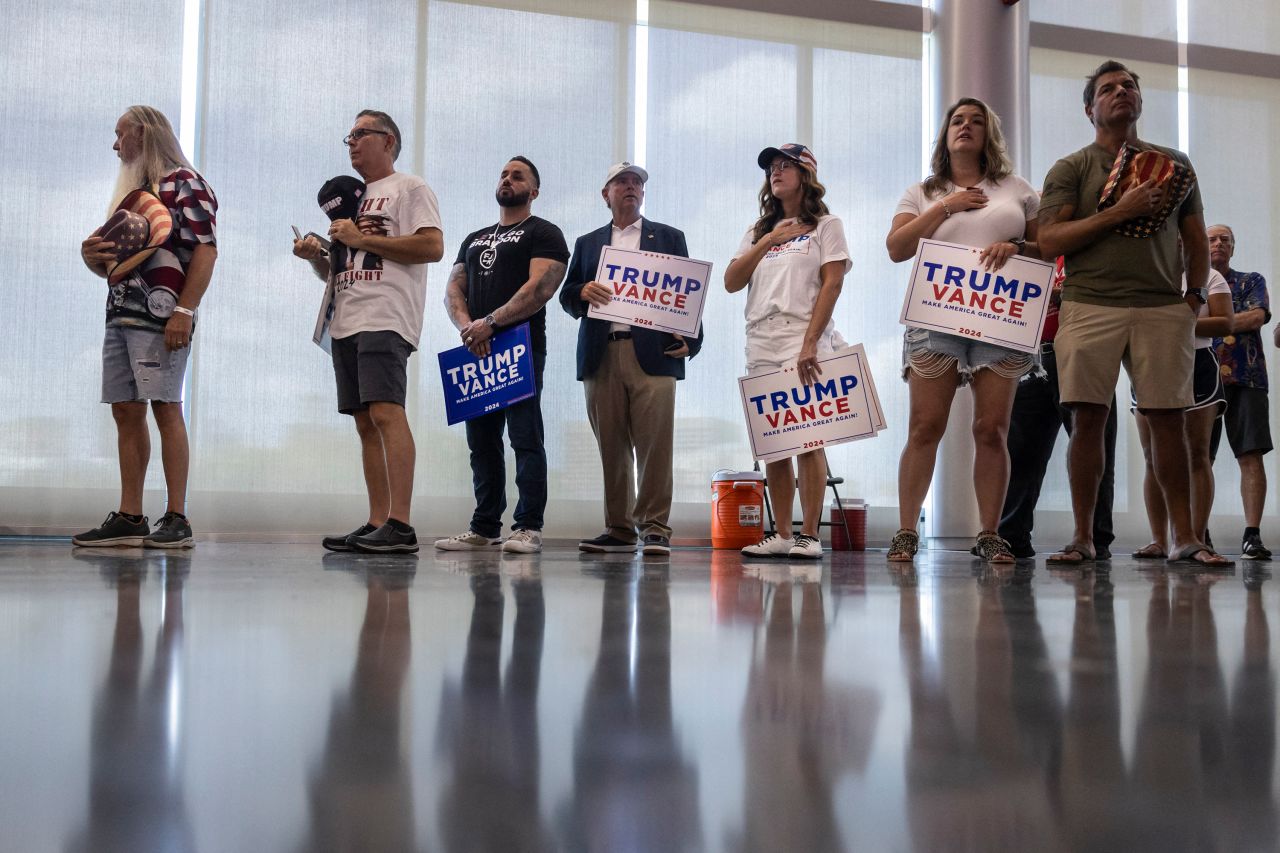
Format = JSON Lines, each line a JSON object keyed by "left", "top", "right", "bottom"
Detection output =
{"left": 769, "top": 160, "right": 797, "bottom": 175}
{"left": 343, "top": 129, "right": 390, "bottom": 146}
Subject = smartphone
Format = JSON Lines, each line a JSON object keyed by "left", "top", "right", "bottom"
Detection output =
{"left": 292, "top": 225, "right": 329, "bottom": 258}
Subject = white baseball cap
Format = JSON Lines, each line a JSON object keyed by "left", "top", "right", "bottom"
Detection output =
{"left": 603, "top": 161, "right": 649, "bottom": 188}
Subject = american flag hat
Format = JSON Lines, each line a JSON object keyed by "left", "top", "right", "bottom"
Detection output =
{"left": 95, "top": 188, "right": 173, "bottom": 284}
{"left": 757, "top": 143, "right": 818, "bottom": 174}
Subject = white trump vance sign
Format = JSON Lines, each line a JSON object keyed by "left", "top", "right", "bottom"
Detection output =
{"left": 738, "top": 344, "right": 886, "bottom": 464}
{"left": 900, "top": 239, "right": 1055, "bottom": 354}
{"left": 588, "top": 246, "right": 710, "bottom": 336}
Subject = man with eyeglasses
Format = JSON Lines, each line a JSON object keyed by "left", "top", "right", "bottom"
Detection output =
{"left": 436, "top": 157, "right": 569, "bottom": 554}
{"left": 559, "top": 163, "right": 702, "bottom": 556}
{"left": 294, "top": 110, "right": 444, "bottom": 553}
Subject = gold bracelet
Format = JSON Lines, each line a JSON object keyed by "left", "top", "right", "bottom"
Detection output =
{"left": 941, "top": 200, "right": 952, "bottom": 218}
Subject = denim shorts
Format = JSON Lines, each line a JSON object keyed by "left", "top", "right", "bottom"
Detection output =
{"left": 101, "top": 325, "right": 189, "bottom": 403}
{"left": 901, "top": 327, "right": 1037, "bottom": 385}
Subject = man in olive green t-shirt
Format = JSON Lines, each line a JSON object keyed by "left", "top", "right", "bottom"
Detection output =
{"left": 1038, "top": 59, "right": 1226, "bottom": 567}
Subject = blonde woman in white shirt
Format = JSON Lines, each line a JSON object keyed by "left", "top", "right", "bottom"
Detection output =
{"left": 725, "top": 144, "right": 851, "bottom": 560}
{"left": 885, "top": 98, "right": 1041, "bottom": 563}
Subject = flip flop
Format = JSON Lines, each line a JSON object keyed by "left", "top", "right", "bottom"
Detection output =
{"left": 1167, "top": 545, "right": 1234, "bottom": 568}
{"left": 1047, "top": 542, "right": 1096, "bottom": 564}
{"left": 1132, "top": 543, "right": 1168, "bottom": 559}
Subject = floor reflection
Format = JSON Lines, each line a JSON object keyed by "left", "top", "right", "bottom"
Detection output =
{"left": 64, "top": 550, "right": 194, "bottom": 853}
{"left": 436, "top": 558, "right": 553, "bottom": 852}
{"left": 3, "top": 545, "right": 1280, "bottom": 852}
{"left": 559, "top": 563, "right": 702, "bottom": 853}
{"left": 898, "top": 564, "right": 1062, "bottom": 852}
{"left": 731, "top": 563, "right": 880, "bottom": 853}
{"left": 296, "top": 555, "right": 416, "bottom": 853}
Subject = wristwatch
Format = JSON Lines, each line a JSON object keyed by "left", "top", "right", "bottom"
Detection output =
{"left": 1009, "top": 238, "right": 1026, "bottom": 253}
{"left": 484, "top": 313, "right": 497, "bottom": 328}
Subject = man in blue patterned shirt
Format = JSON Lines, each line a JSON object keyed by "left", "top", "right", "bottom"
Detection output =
{"left": 1210, "top": 224, "right": 1273, "bottom": 559}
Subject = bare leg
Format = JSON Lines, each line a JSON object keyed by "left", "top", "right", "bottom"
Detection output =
{"left": 796, "top": 448, "right": 827, "bottom": 537}
{"left": 897, "top": 366, "right": 960, "bottom": 530}
{"left": 1238, "top": 451, "right": 1268, "bottom": 529}
{"left": 765, "top": 458, "right": 797, "bottom": 535}
{"left": 1058, "top": 402, "right": 1110, "bottom": 557}
{"left": 1185, "top": 406, "right": 1218, "bottom": 545}
{"left": 150, "top": 402, "right": 189, "bottom": 514}
{"left": 1135, "top": 411, "right": 1169, "bottom": 553}
{"left": 369, "top": 402, "right": 416, "bottom": 524}
{"left": 354, "top": 409, "right": 390, "bottom": 527}
{"left": 112, "top": 402, "right": 150, "bottom": 516}
{"left": 1144, "top": 407, "right": 1220, "bottom": 561}
{"left": 969, "top": 369, "right": 1019, "bottom": 533}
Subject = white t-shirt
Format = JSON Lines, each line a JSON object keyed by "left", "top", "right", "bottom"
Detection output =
{"left": 1194, "top": 268, "right": 1231, "bottom": 349}
{"left": 329, "top": 171, "right": 442, "bottom": 348}
{"left": 895, "top": 175, "right": 1038, "bottom": 249}
{"left": 734, "top": 214, "right": 851, "bottom": 333}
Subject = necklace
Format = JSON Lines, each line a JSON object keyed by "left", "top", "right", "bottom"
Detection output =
{"left": 480, "top": 214, "right": 532, "bottom": 270}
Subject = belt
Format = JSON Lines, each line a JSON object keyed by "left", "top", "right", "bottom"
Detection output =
{"left": 607, "top": 331, "right": 632, "bottom": 341}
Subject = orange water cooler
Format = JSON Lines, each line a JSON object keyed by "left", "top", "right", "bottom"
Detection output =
{"left": 711, "top": 469, "right": 765, "bottom": 549}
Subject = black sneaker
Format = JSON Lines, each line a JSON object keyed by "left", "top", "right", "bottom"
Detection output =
{"left": 579, "top": 533, "right": 637, "bottom": 553}
{"left": 323, "top": 523, "right": 377, "bottom": 552}
{"left": 641, "top": 534, "right": 671, "bottom": 555}
{"left": 144, "top": 512, "right": 194, "bottom": 549}
{"left": 1242, "top": 532, "right": 1272, "bottom": 561}
{"left": 72, "top": 512, "right": 149, "bottom": 547}
{"left": 352, "top": 522, "right": 418, "bottom": 554}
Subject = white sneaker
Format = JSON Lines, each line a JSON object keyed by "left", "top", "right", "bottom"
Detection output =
{"left": 502, "top": 529, "right": 542, "bottom": 554}
{"left": 789, "top": 533, "right": 824, "bottom": 559}
{"left": 742, "top": 533, "right": 794, "bottom": 557}
{"left": 434, "top": 530, "right": 501, "bottom": 551}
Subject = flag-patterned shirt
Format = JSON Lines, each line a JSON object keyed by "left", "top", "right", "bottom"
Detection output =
{"left": 106, "top": 167, "right": 218, "bottom": 332}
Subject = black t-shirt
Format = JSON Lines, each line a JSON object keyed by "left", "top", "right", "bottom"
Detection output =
{"left": 455, "top": 215, "right": 570, "bottom": 353}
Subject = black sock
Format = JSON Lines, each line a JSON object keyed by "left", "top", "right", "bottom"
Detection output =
{"left": 1245, "top": 527, "right": 1261, "bottom": 539}
{"left": 120, "top": 512, "right": 143, "bottom": 523}
{"left": 386, "top": 518, "right": 413, "bottom": 533}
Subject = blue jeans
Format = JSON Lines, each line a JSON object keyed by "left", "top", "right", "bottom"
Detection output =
{"left": 465, "top": 351, "right": 546, "bottom": 537}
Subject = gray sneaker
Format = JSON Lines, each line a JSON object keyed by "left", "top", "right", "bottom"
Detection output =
{"left": 144, "top": 512, "right": 194, "bottom": 549}
{"left": 502, "top": 529, "right": 542, "bottom": 554}
{"left": 435, "top": 530, "right": 502, "bottom": 551}
{"left": 72, "top": 512, "right": 150, "bottom": 547}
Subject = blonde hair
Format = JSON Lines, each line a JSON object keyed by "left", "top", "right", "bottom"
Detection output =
{"left": 121, "top": 105, "right": 194, "bottom": 186}
{"left": 922, "top": 97, "right": 1013, "bottom": 199}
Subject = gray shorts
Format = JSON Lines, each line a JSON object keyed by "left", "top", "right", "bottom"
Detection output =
{"left": 901, "top": 327, "right": 1037, "bottom": 385}
{"left": 331, "top": 330, "right": 413, "bottom": 415}
{"left": 101, "top": 325, "right": 189, "bottom": 403}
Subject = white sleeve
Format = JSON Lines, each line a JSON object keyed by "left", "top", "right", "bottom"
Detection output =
{"left": 1019, "top": 176, "right": 1040, "bottom": 221}
{"left": 816, "top": 217, "right": 852, "bottom": 274}
{"left": 730, "top": 227, "right": 756, "bottom": 263}
{"left": 894, "top": 183, "right": 926, "bottom": 218}
{"left": 404, "top": 179, "right": 443, "bottom": 234}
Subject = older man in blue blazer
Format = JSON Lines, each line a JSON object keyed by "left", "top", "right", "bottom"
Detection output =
{"left": 559, "top": 162, "right": 704, "bottom": 555}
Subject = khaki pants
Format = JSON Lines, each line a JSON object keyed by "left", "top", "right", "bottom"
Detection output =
{"left": 584, "top": 339, "right": 677, "bottom": 541}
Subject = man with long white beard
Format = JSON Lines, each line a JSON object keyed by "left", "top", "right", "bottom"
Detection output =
{"left": 75, "top": 106, "right": 217, "bottom": 548}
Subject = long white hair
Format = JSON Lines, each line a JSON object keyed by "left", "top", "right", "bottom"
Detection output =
{"left": 110, "top": 106, "right": 193, "bottom": 211}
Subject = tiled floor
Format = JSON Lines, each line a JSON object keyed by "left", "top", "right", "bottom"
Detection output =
{"left": 0, "top": 541, "right": 1274, "bottom": 852}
